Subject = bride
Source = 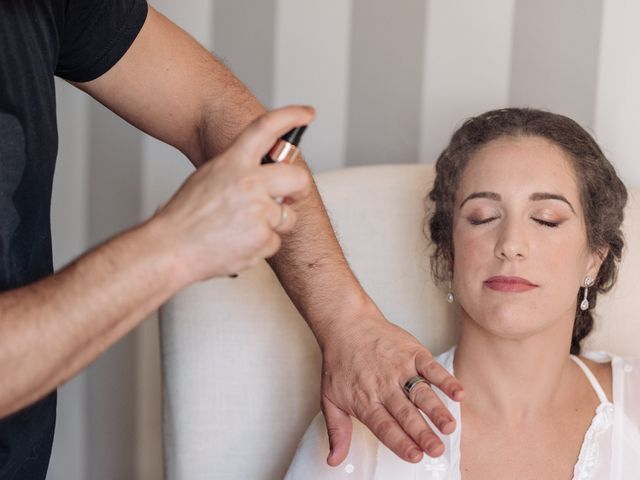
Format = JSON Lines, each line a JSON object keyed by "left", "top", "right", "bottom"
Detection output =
{"left": 285, "top": 108, "right": 639, "bottom": 479}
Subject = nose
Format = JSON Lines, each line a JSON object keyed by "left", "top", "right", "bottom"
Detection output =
{"left": 494, "top": 217, "right": 529, "bottom": 261}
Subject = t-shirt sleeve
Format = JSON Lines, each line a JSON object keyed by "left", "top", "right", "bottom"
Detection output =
{"left": 55, "top": 0, "right": 148, "bottom": 82}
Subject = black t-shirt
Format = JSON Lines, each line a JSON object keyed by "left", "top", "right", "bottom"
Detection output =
{"left": 0, "top": 0, "right": 147, "bottom": 477}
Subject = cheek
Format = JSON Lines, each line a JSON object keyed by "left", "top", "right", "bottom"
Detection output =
{"left": 451, "top": 226, "right": 494, "bottom": 286}
{"left": 537, "top": 229, "right": 591, "bottom": 284}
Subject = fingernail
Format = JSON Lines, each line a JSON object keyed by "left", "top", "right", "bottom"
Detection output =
{"left": 408, "top": 449, "right": 422, "bottom": 462}
{"left": 427, "top": 442, "right": 444, "bottom": 457}
{"left": 440, "top": 420, "right": 455, "bottom": 433}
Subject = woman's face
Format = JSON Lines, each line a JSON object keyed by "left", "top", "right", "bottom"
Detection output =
{"left": 451, "top": 135, "right": 601, "bottom": 339}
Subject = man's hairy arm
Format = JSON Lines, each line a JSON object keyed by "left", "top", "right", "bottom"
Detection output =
{"left": 0, "top": 222, "right": 182, "bottom": 416}
{"left": 0, "top": 104, "right": 313, "bottom": 419}
{"left": 75, "top": 6, "right": 464, "bottom": 464}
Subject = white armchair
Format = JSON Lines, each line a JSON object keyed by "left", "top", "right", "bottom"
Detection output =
{"left": 160, "top": 164, "right": 640, "bottom": 480}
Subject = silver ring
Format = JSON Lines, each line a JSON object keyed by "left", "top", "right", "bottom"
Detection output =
{"left": 403, "top": 375, "right": 428, "bottom": 397}
{"left": 275, "top": 203, "right": 288, "bottom": 229}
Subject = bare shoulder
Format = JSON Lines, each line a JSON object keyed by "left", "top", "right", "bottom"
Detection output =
{"left": 579, "top": 356, "right": 613, "bottom": 402}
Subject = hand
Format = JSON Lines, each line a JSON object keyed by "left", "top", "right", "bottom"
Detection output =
{"left": 151, "top": 105, "right": 315, "bottom": 281}
{"left": 319, "top": 304, "right": 464, "bottom": 465}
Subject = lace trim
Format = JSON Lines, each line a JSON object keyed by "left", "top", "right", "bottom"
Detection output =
{"left": 422, "top": 455, "right": 449, "bottom": 479}
{"left": 572, "top": 403, "right": 614, "bottom": 479}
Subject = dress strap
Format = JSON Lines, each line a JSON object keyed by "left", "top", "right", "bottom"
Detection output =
{"left": 570, "top": 355, "right": 609, "bottom": 403}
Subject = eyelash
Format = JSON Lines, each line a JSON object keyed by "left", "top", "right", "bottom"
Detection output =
{"left": 468, "top": 217, "right": 498, "bottom": 225}
{"left": 534, "top": 218, "right": 560, "bottom": 228}
{"left": 468, "top": 217, "right": 560, "bottom": 228}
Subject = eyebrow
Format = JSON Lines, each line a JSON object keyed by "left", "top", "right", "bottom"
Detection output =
{"left": 459, "top": 191, "right": 576, "bottom": 213}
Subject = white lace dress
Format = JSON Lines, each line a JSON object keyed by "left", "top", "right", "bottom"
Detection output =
{"left": 285, "top": 348, "right": 640, "bottom": 479}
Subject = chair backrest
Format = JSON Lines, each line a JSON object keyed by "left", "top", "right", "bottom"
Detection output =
{"left": 160, "top": 164, "right": 640, "bottom": 480}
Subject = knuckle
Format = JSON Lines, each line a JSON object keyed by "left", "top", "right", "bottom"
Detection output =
{"left": 250, "top": 227, "right": 272, "bottom": 249}
{"left": 283, "top": 165, "right": 310, "bottom": 189}
{"left": 242, "top": 202, "right": 264, "bottom": 222}
{"left": 412, "top": 385, "right": 433, "bottom": 407}
{"left": 267, "top": 233, "right": 282, "bottom": 255}
{"left": 394, "top": 405, "right": 414, "bottom": 425}
{"left": 400, "top": 441, "right": 418, "bottom": 459}
{"left": 236, "top": 175, "right": 261, "bottom": 196}
{"left": 353, "top": 389, "right": 374, "bottom": 414}
{"left": 374, "top": 419, "right": 396, "bottom": 438}
{"left": 442, "top": 377, "right": 461, "bottom": 393}
{"left": 254, "top": 114, "right": 275, "bottom": 134}
{"left": 373, "top": 374, "right": 389, "bottom": 392}
{"left": 326, "top": 425, "right": 342, "bottom": 442}
{"left": 416, "top": 350, "right": 435, "bottom": 363}
{"left": 432, "top": 405, "right": 449, "bottom": 419}
{"left": 301, "top": 175, "right": 312, "bottom": 193}
{"left": 295, "top": 166, "right": 312, "bottom": 184}
{"left": 421, "top": 358, "right": 441, "bottom": 378}
{"left": 414, "top": 386, "right": 438, "bottom": 415}
{"left": 417, "top": 429, "right": 437, "bottom": 447}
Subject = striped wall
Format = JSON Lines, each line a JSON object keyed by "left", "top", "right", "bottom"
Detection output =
{"left": 48, "top": 1, "right": 640, "bottom": 479}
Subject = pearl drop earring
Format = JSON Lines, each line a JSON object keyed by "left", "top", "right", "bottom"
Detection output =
{"left": 447, "top": 276, "right": 454, "bottom": 304}
{"left": 580, "top": 276, "right": 594, "bottom": 311}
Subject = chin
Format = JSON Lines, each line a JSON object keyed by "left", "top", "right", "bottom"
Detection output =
{"left": 463, "top": 303, "right": 549, "bottom": 339}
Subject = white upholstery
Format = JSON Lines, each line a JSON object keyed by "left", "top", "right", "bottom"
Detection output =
{"left": 159, "top": 164, "right": 640, "bottom": 480}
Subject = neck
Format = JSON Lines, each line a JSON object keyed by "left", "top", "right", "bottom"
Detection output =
{"left": 453, "top": 313, "right": 579, "bottom": 420}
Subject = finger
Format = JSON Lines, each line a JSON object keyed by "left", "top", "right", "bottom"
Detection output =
{"left": 359, "top": 404, "right": 423, "bottom": 463}
{"left": 270, "top": 203, "right": 297, "bottom": 234}
{"left": 416, "top": 351, "right": 465, "bottom": 402}
{"left": 321, "top": 398, "right": 352, "bottom": 467}
{"left": 228, "top": 105, "right": 316, "bottom": 167}
{"left": 258, "top": 163, "right": 312, "bottom": 203}
{"left": 385, "top": 391, "right": 446, "bottom": 457}
{"left": 406, "top": 381, "right": 456, "bottom": 437}
{"left": 261, "top": 228, "right": 283, "bottom": 259}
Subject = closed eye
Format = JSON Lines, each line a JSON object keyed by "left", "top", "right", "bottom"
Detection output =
{"left": 468, "top": 217, "right": 498, "bottom": 225}
{"left": 533, "top": 218, "right": 560, "bottom": 228}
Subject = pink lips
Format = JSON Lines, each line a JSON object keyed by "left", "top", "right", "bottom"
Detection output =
{"left": 484, "top": 276, "right": 538, "bottom": 292}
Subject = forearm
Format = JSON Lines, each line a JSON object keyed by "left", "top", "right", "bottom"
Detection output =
{"left": 79, "top": 4, "right": 377, "bottom": 349}
{"left": 266, "top": 163, "right": 379, "bottom": 346}
{"left": 0, "top": 220, "right": 185, "bottom": 417}
{"left": 197, "top": 102, "right": 376, "bottom": 347}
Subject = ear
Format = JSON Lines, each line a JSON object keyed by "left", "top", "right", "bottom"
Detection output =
{"left": 585, "top": 246, "right": 609, "bottom": 281}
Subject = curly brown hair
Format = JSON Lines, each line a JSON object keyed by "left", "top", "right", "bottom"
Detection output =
{"left": 427, "top": 108, "right": 628, "bottom": 354}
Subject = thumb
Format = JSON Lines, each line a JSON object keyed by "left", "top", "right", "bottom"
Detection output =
{"left": 322, "top": 398, "right": 352, "bottom": 466}
{"left": 227, "top": 105, "right": 315, "bottom": 168}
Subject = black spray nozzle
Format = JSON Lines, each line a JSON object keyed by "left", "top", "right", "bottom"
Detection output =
{"left": 280, "top": 126, "right": 307, "bottom": 147}
{"left": 261, "top": 125, "right": 308, "bottom": 164}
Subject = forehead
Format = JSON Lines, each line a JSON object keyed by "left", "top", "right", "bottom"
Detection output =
{"left": 458, "top": 135, "right": 580, "bottom": 200}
